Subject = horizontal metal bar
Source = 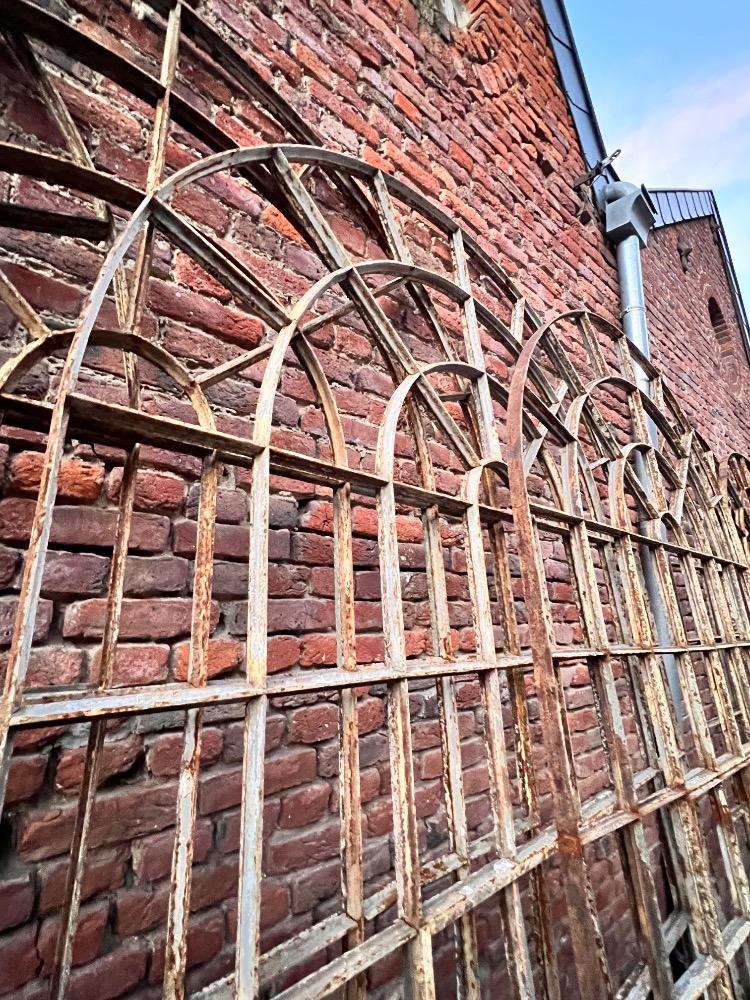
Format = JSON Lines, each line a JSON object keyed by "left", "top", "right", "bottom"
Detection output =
{"left": 272, "top": 919, "right": 415, "bottom": 1000}
{"left": 0, "top": 204, "right": 111, "bottom": 240}
{"left": 4, "top": 392, "right": 748, "bottom": 573}
{"left": 9, "top": 656, "right": 529, "bottom": 727}
{"left": 13, "top": 638, "right": 750, "bottom": 729}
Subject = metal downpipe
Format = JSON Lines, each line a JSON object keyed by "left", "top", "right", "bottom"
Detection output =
{"left": 603, "top": 183, "right": 686, "bottom": 722}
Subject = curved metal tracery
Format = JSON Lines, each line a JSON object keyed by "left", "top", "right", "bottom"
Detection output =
{"left": 2, "top": 3, "right": 750, "bottom": 1000}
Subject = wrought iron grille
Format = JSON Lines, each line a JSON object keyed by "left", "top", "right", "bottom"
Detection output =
{"left": 2, "top": 3, "right": 750, "bottom": 999}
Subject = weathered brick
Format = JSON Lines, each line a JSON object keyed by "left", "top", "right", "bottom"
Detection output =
{"left": 264, "top": 747, "right": 318, "bottom": 795}
{"left": 266, "top": 820, "right": 340, "bottom": 874}
{"left": 5, "top": 753, "right": 47, "bottom": 804}
{"left": 172, "top": 638, "right": 243, "bottom": 680}
{"left": 107, "top": 467, "right": 185, "bottom": 512}
{"left": 288, "top": 703, "right": 338, "bottom": 744}
{"left": 41, "top": 551, "right": 110, "bottom": 596}
{"left": 0, "top": 646, "right": 83, "bottom": 688}
{"left": 187, "top": 484, "right": 247, "bottom": 523}
{"left": 88, "top": 644, "right": 170, "bottom": 686}
{"left": 0, "top": 875, "right": 34, "bottom": 932}
{"left": 131, "top": 820, "right": 213, "bottom": 881}
{"left": 0, "top": 597, "right": 53, "bottom": 646}
{"left": 278, "top": 782, "right": 331, "bottom": 828}
{"left": 55, "top": 735, "right": 144, "bottom": 793}
{"left": 67, "top": 941, "right": 149, "bottom": 1000}
{"left": 40, "top": 846, "right": 129, "bottom": 913}
{"left": 63, "top": 598, "right": 219, "bottom": 640}
{"left": 9, "top": 452, "right": 104, "bottom": 501}
{"left": 0, "top": 546, "right": 19, "bottom": 585}
{"left": 18, "top": 784, "right": 178, "bottom": 860}
{"left": 0, "top": 924, "right": 40, "bottom": 994}
{"left": 116, "top": 883, "right": 170, "bottom": 935}
{"left": 147, "top": 728, "right": 223, "bottom": 777}
{"left": 38, "top": 902, "right": 108, "bottom": 973}
{"left": 148, "top": 908, "right": 224, "bottom": 982}
{"left": 124, "top": 555, "right": 189, "bottom": 595}
{"left": 0, "top": 500, "right": 169, "bottom": 552}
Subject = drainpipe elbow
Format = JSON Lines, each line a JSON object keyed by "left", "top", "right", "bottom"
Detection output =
{"left": 602, "top": 181, "right": 657, "bottom": 249}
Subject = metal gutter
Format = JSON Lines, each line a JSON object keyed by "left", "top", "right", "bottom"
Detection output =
{"left": 536, "top": 0, "right": 615, "bottom": 194}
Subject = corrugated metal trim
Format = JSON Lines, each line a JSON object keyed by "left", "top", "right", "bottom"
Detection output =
{"left": 651, "top": 188, "right": 714, "bottom": 228}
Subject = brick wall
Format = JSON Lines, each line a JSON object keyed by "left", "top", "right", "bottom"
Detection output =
{"left": 1, "top": 0, "right": 749, "bottom": 998}
{"left": 642, "top": 216, "right": 750, "bottom": 457}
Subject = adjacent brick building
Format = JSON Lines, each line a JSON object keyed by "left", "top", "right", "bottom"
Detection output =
{"left": 0, "top": 0, "right": 749, "bottom": 998}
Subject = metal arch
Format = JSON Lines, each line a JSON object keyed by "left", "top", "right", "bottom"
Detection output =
{"left": 2, "top": 5, "right": 750, "bottom": 1000}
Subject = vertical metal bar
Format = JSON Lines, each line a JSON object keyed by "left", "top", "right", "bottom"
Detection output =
{"left": 236, "top": 444, "right": 270, "bottom": 999}
{"left": 163, "top": 451, "right": 218, "bottom": 999}
{"left": 334, "top": 482, "right": 366, "bottom": 1000}
{"left": 508, "top": 331, "right": 611, "bottom": 1000}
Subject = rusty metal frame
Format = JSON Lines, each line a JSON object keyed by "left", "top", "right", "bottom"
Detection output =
{"left": 2, "top": 3, "right": 750, "bottom": 998}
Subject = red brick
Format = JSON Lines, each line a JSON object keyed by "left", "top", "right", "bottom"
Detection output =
{"left": 173, "top": 519, "right": 268, "bottom": 560}
{"left": 365, "top": 797, "right": 393, "bottom": 836}
{"left": 189, "top": 859, "right": 239, "bottom": 912}
{"left": 0, "top": 646, "right": 83, "bottom": 688}
{"left": 116, "top": 883, "right": 170, "bottom": 935}
{"left": 41, "top": 551, "right": 109, "bottom": 596}
{"left": 261, "top": 881, "right": 291, "bottom": 929}
{"left": 173, "top": 638, "right": 243, "bottom": 681}
{"left": 278, "top": 782, "right": 331, "bottom": 828}
{"left": 38, "top": 902, "right": 108, "bottom": 973}
{"left": 265, "top": 747, "right": 318, "bottom": 795}
{"left": 123, "top": 555, "right": 189, "bottom": 595}
{"left": 0, "top": 924, "right": 40, "bottom": 994}
{"left": 67, "top": 941, "right": 148, "bottom": 1000}
{"left": 267, "top": 634, "right": 300, "bottom": 673}
{"left": 216, "top": 800, "right": 280, "bottom": 854}
{"left": 0, "top": 875, "right": 34, "bottom": 932}
{"left": 149, "top": 278, "right": 263, "bottom": 348}
{"left": 63, "top": 598, "right": 219, "bottom": 640}
{"left": 88, "top": 644, "right": 170, "bottom": 686}
{"left": 299, "top": 633, "right": 337, "bottom": 667}
{"left": 1, "top": 262, "right": 82, "bottom": 316}
{"left": 0, "top": 597, "right": 53, "bottom": 646}
{"left": 147, "top": 728, "right": 223, "bottom": 777}
{"left": 55, "top": 735, "right": 143, "bottom": 793}
{"left": 18, "top": 785, "right": 178, "bottom": 861}
{"left": 148, "top": 908, "right": 224, "bottom": 983}
{"left": 358, "top": 696, "right": 385, "bottom": 734}
{"left": 5, "top": 753, "right": 47, "bottom": 804}
{"left": 288, "top": 703, "right": 338, "bottom": 744}
{"left": 107, "top": 467, "right": 184, "bottom": 512}
{"left": 174, "top": 252, "right": 231, "bottom": 301}
{"left": 287, "top": 858, "right": 340, "bottom": 915}
{"left": 0, "top": 499, "right": 169, "bottom": 552}
{"left": 266, "top": 820, "right": 340, "bottom": 874}
{"left": 40, "top": 846, "right": 129, "bottom": 913}
{"left": 199, "top": 766, "right": 242, "bottom": 815}
{"left": 0, "top": 546, "right": 18, "bottom": 586}
{"left": 131, "top": 819, "right": 213, "bottom": 882}
{"left": 9, "top": 452, "right": 104, "bottom": 501}
{"left": 222, "top": 715, "right": 286, "bottom": 762}
{"left": 187, "top": 484, "right": 247, "bottom": 523}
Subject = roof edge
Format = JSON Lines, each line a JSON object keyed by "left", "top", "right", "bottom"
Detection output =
{"left": 537, "top": 2, "right": 750, "bottom": 361}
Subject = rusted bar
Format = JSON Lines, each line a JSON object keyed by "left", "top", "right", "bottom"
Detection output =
{"left": 2, "top": 21, "right": 750, "bottom": 990}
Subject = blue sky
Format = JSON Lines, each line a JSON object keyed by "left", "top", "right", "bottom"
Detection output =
{"left": 564, "top": 1, "right": 750, "bottom": 304}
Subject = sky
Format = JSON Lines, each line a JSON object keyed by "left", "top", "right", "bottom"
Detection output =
{"left": 564, "top": 1, "right": 750, "bottom": 305}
